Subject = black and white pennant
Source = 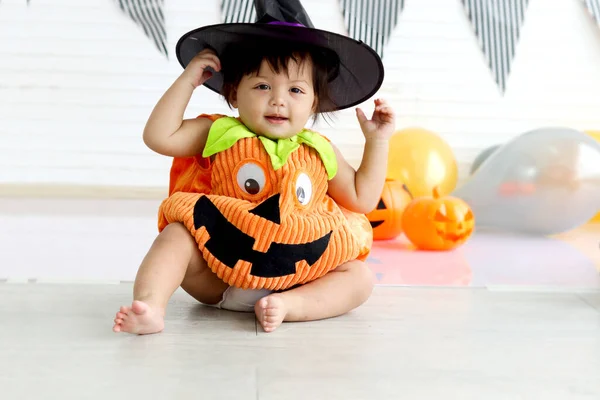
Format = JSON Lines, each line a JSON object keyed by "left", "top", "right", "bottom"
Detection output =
{"left": 339, "top": 0, "right": 404, "bottom": 58}
{"left": 461, "top": 0, "right": 529, "bottom": 93}
{"left": 221, "top": 0, "right": 257, "bottom": 23}
{"left": 115, "top": 0, "right": 168, "bottom": 58}
{"left": 583, "top": 0, "right": 600, "bottom": 25}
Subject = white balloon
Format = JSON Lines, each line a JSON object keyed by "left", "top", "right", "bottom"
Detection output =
{"left": 453, "top": 127, "right": 600, "bottom": 235}
{"left": 470, "top": 144, "right": 501, "bottom": 174}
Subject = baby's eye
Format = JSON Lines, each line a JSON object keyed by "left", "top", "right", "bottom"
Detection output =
{"left": 290, "top": 87, "right": 303, "bottom": 94}
{"left": 256, "top": 84, "right": 270, "bottom": 90}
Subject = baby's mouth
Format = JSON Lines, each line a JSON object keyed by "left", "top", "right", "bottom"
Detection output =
{"left": 265, "top": 115, "right": 288, "bottom": 124}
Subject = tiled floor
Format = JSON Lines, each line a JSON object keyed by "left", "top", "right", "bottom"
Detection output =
{"left": 1, "top": 197, "right": 600, "bottom": 398}
{"left": 1, "top": 283, "right": 599, "bottom": 399}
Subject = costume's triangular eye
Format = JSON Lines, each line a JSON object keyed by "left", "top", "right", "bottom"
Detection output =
{"left": 464, "top": 209, "right": 474, "bottom": 220}
{"left": 376, "top": 199, "right": 386, "bottom": 210}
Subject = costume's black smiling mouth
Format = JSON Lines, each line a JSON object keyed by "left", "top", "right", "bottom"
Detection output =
{"left": 369, "top": 220, "right": 384, "bottom": 229}
{"left": 193, "top": 195, "right": 332, "bottom": 278}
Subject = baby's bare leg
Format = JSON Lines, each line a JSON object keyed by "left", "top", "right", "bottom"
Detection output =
{"left": 255, "top": 260, "right": 375, "bottom": 332}
{"left": 113, "top": 222, "right": 228, "bottom": 334}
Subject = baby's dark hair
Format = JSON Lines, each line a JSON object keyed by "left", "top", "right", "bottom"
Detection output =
{"left": 218, "top": 39, "right": 340, "bottom": 123}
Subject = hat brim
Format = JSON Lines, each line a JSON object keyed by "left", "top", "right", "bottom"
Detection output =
{"left": 175, "top": 23, "right": 384, "bottom": 112}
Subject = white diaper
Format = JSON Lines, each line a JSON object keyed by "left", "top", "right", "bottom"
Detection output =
{"left": 208, "top": 286, "right": 274, "bottom": 312}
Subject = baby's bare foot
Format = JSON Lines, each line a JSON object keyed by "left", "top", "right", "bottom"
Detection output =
{"left": 255, "top": 294, "right": 287, "bottom": 333}
{"left": 113, "top": 300, "right": 164, "bottom": 335}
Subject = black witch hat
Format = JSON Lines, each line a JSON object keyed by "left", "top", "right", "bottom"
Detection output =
{"left": 175, "top": 0, "right": 384, "bottom": 112}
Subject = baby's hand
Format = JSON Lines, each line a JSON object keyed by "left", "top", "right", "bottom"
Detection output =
{"left": 181, "top": 49, "right": 222, "bottom": 88}
{"left": 356, "top": 98, "right": 396, "bottom": 141}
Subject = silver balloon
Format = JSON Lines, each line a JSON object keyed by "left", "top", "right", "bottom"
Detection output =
{"left": 470, "top": 144, "right": 501, "bottom": 174}
{"left": 452, "top": 127, "right": 600, "bottom": 235}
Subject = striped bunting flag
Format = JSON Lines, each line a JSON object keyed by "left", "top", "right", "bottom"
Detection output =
{"left": 461, "top": 0, "right": 529, "bottom": 93}
{"left": 115, "top": 0, "right": 168, "bottom": 58}
{"left": 583, "top": 0, "right": 600, "bottom": 25}
{"left": 221, "top": 0, "right": 257, "bottom": 23}
{"left": 339, "top": 0, "right": 404, "bottom": 58}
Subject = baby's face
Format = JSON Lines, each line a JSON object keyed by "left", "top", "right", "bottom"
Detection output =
{"left": 231, "top": 58, "right": 316, "bottom": 139}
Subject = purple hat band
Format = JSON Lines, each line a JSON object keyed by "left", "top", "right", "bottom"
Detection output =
{"left": 266, "top": 21, "right": 305, "bottom": 27}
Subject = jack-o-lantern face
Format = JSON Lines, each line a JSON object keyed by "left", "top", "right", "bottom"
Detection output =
{"left": 366, "top": 179, "right": 413, "bottom": 240}
{"left": 401, "top": 187, "right": 474, "bottom": 251}
{"left": 160, "top": 136, "right": 370, "bottom": 291}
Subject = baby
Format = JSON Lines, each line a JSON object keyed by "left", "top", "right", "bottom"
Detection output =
{"left": 113, "top": 13, "right": 395, "bottom": 335}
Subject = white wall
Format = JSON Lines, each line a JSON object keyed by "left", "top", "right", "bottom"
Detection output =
{"left": 1, "top": 0, "right": 600, "bottom": 194}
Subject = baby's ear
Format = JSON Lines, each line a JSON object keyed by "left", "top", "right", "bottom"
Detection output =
{"left": 230, "top": 90, "right": 238, "bottom": 108}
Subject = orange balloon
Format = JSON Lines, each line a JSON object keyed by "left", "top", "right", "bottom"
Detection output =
{"left": 401, "top": 187, "right": 474, "bottom": 251}
{"left": 365, "top": 179, "right": 413, "bottom": 240}
{"left": 387, "top": 127, "right": 458, "bottom": 198}
{"left": 584, "top": 130, "right": 600, "bottom": 223}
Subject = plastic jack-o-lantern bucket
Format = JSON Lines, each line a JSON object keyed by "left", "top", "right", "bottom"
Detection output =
{"left": 366, "top": 179, "right": 413, "bottom": 240}
{"left": 401, "top": 187, "right": 474, "bottom": 251}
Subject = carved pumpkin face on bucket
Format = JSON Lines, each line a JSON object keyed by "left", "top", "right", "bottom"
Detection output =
{"left": 401, "top": 187, "right": 474, "bottom": 250}
{"left": 366, "top": 179, "right": 413, "bottom": 240}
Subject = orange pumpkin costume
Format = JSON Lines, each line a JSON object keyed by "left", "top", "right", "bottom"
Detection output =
{"left": 158, "top": 114, "right": 372, "bottom": 291}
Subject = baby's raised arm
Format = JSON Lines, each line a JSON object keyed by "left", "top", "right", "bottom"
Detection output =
{"left": 327, "top": 99, "right": 396, "bottom": 214}
{"left": 142, "top": 49, "right": 221, "bottom": 157}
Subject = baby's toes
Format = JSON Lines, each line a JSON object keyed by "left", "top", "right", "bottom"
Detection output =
{"left": 264, "top": 307, "right": 279, "bottom": 317}
{"left": 121, "top": 313, "right": 135, "bottom": 326}
{"left": 265, "top": 314, "right": 279, "bottom": 323}
{"left": 120, "top": 306, "right": 130, "bottom": 314}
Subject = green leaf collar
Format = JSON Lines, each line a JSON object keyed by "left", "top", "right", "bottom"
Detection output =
{"left": 202, "top": 117, "right": 338, "bottom": 180}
